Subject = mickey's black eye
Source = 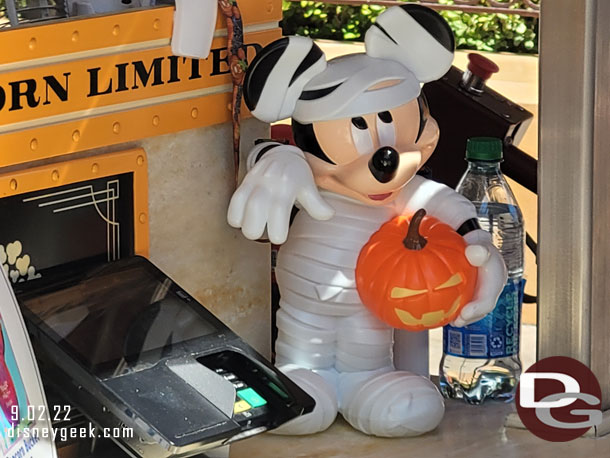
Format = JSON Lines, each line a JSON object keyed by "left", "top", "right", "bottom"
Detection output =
{"left": 416, "top": 94, "right": 430, "bottom": 143}
{"left": 351, "top": 117, "right": 368, "bottom": 130}
{"left": 378, "top": 111, "right": 393, "bottom": 123}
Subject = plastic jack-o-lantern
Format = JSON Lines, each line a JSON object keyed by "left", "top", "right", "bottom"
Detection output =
{"left": 356, "top": 209, "right": 477, "bottom": 331}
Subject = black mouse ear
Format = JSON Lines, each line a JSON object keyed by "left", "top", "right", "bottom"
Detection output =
{"left": 244, "top": 36, "right": 327, "bottom": 123}
{"left": 365, "top": 5, "right": 455, "bottom": 83}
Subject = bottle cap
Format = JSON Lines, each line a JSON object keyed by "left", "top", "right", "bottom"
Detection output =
{"left": 466, "top": 137, "right": 503, "bottom": 161}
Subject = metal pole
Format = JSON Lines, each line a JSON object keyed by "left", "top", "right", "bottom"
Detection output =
{"left": 538, "top": 0, "right": 610, "bottom": 431}
{"left": 5, "top": 0, "right": 20, "bottom": 26}
{"left": 589, "top": 0, "right": 610, "bottom": 422}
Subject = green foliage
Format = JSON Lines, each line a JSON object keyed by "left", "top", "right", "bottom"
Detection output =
{"left": 281, "top": 1, "right": 538, "bottom": 54}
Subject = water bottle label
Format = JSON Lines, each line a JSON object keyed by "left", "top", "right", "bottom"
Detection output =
{"left": 443, "top": 278, "right": 525, "bottom": 359}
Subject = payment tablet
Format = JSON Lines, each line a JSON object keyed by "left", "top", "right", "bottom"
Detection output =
{"left": 15, "top": 256, "right": 314, "bottom": 457}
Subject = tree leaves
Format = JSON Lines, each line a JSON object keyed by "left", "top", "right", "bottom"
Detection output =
{"left": 281, "top": 1, "right": 538, "bottom": 54}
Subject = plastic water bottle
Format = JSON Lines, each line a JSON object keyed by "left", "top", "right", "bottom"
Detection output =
{"left": 439, "top": 137, "right": 525, "bottom": 404}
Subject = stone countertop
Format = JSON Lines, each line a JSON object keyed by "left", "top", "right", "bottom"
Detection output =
{"left": 230, "top": 400, "right": 610, "bottom": 458}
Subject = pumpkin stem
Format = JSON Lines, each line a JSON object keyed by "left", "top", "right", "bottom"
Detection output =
{"left": 403, "top": 209, "right": 428, "bottom": 250}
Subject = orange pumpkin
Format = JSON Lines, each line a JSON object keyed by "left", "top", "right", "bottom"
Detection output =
{"left": 356, "top": 209, "right": 477, "bottom": 331}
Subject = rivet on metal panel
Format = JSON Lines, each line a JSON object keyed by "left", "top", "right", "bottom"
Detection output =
{"left": 139, "top": 213, "right": 147, "bottom": 224}
{"left": 9, "top": 179, "right": 17, "bottom": 191}
{"left": 137, "top": 156, "right": 145, "bottom": 166}
{"left": 152, "top": 115, "right": 160, "bottom": 126}
{"left": 191, "top": 108, "right": 199, "bottom": 119}
{"left": 113, "top": 122, "right": 121, "bottom": 134}
{"left": 29, "top": 38, "right": 37, "bottom": 50}
{"left": 72, "top": 130, "right": 80, "bottom": 142}
{"left": 153, "top": 19, "right": 161, "bottom": 30}
{"left": 72, "top": 31, "right": 80, "bottom": 42}
{"left": 112, "top": 25, "right": 120, "bottom": 36}
{"left": 30, "top": 139, "right": 38, "bottom": 151}
{"left": 52, "top": 170, "right": 60, "bottom": 181}
{"left": 91, "top": 163, "right": 99, "bottom": 174}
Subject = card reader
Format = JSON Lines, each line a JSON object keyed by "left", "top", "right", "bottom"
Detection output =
{"left": 14, "top": 256, "right": 314, "bottom": 458}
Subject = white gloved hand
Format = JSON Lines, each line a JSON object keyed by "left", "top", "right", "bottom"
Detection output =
{"left": 451, "top": 230, "right": 508, "bottom": 327}
{"left": 227, "top": 144, "right": 334, "bottom": 244}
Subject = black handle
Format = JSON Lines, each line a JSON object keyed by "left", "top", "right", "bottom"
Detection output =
{"left": 502, "top": 144, "right": 537, "bottom": 194}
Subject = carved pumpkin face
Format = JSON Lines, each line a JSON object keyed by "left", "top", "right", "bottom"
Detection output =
{"left": 356, "top": 209, "right": 477, "bottom": 331}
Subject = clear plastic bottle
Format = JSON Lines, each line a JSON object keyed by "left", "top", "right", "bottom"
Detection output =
{"left": 439, "top": 137, "right": 525, "bottom": 404}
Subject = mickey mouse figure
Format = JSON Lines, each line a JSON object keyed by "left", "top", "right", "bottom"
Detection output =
{"left": 228, "top": 5, "right": 506, "bottom": 437}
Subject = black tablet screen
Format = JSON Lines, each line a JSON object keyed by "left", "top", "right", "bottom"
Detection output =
{"left": 17, "top": 258, "right": 218, "bottom": 376}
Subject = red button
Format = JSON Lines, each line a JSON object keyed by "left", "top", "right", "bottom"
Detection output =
{"left": 467, "top": 53, "right": 500, "bottom": 81}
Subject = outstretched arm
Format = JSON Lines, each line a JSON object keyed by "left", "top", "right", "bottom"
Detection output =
{"left": 228, "top": 142, "right": 334, "bottom": 244}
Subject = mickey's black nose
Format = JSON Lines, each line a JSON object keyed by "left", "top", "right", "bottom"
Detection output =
{"left": 369, "top": 147, "right": 399, "bottom": 183}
